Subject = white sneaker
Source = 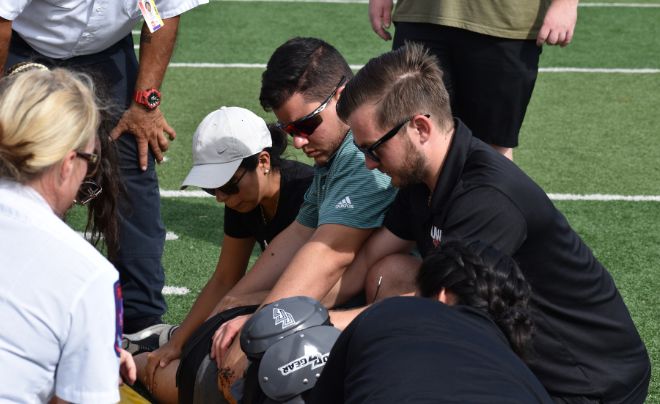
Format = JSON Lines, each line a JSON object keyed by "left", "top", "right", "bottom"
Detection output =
{"left": 122, "top": 324, "right": 178, "bottom": 355}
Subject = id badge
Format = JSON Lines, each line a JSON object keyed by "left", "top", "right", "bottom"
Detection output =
{"left": 138, "top": 0, "right": 165, "bottom": 33}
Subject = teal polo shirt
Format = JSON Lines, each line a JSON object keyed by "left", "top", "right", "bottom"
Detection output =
{"left": 296, "top": 131, "right": 397, "bottom": 229}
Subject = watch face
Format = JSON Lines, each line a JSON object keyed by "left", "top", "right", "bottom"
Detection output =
{"left": 147, "top": 91, "right": 161, "bottom": 107}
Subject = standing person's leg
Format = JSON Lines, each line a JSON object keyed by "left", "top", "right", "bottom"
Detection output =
{"left": 81, "top": 35, "right": 167, "bottom": 333}
{"left": 450, "top": 30, "right": 541, "bottom": 159}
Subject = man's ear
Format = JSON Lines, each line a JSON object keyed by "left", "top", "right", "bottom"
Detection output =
{"left": 334, "top": 81, "right": 347, "bottom": 101}
{"left": 412, "top": 114, "right": 432, "bottom": 144}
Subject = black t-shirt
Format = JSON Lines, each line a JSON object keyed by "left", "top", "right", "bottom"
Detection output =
{"left": 384, "top": 120, "right": 650, "bottom": 400}
{"left": 310, "top": 297, "right": 552, "bottom": 404}
{"left": 224, "top": 159, "right": 313, "bottom": 251}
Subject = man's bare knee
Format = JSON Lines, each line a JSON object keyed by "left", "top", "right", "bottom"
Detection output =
{"left": 365, "top": 254, "right": 421, "bottom": 302}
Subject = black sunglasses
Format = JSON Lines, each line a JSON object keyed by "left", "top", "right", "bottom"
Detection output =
{"left": 76, "top": 150, "right": 100, "bottom": 178}
{"left": 354, "top": 114, "right": 430, "bottom": 163}
{"left": 277, "top": 76, "right": 346, "bottom": 138}
{"left": 203, "top": 169, "right": 248, "bottom": 196}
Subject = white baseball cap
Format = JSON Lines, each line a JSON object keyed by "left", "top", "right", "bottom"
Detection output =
{"left": 181, "top": 107, "right": 272, "bottom": 189}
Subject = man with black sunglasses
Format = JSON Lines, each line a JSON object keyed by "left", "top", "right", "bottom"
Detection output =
{"left": 335, "top": 43, "right": 650, "bottom": 403}
{"left": 208, "top": 37, "right": 397, "bottom": 395}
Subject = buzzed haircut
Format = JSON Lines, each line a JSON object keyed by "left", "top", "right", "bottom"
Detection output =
{"left": 260, "top": 37, "right": 353, "bottom": 111}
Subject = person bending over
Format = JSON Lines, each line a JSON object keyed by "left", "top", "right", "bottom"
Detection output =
{"left": 201, "top": 38, "right": 397, "bottom": 402}
{"left": 132, "top": 107, "right": 313, "bottom": 402}
{"left": 0, "top": 67, "right": 134, "bottom": 402}
{"left": 310, "top": 241, "right": 552, "bottom": 403}
{"left": 337, "top": 42, "right": 650, "bottom": 402}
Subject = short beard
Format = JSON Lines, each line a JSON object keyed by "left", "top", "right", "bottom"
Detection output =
{"left": 393, "top": 136, "right": 426, "bottom": 188}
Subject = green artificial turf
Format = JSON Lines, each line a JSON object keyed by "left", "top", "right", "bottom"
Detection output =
{"left": 66, "top": 1, "right": 660, "bottom": 399}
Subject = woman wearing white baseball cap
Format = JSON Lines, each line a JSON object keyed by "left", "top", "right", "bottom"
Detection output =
{"left": 132, "top": 106, "right": 313, "bottom": 402}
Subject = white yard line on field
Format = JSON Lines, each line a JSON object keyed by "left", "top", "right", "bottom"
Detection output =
{"left": 77, "top": 230, "right": 180, "bottom": 240}
{"left": 167, "top": 63, "right": 660, "bottom": 74}
{"left": 579, "top": 2, "right": 660, "bottom": 7}
{"left": 161, "top": 190, "right": 660, "bottom": 202}
{"left": 547, "top": 193, "right": 660, "bottom": 202}
{"left": 163, "top": 286, "right": 190, "bottom": 295}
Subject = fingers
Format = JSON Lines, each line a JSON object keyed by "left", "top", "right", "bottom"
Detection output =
{"left": 137, "top": 137, "right": 150, "bottom": 171}
{"left": 536, "top": 26, "right": 549, "bottom": 47}
{"left": 144, "top": 352, "right": 159, "bottom": 391}
{"left": 211, "top": 321, "right": 239, "bottom": 369}
{"left": 157, "top": 132, "right": 170, "bottom": 154}
{"left": 110, "top": 106, "right": 176, "bottom": 171}
{"left": 561, "top": 28, "right": 574, "bottom": 47}
{"left": 148, "top": 133, "right": 165, "bottom": 164}
{"left": 163, "top": 120, "right": 177, "bottom": 141}
{"left": 539, "top": 28, "right": 572, "bottom": 47}
{"left": 120, "top": 349, "right": 137, "bottom": 385}
{"left": 368, "top": 0, "right": 393, "bottom": 41}
{"left": 211, "top": 324, "right": 235, "bottom": 369}
{"left": 109, "top": 121, "right": 126, "bottom": 141}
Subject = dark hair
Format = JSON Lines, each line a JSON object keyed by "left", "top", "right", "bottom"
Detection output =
{"left": 337, "top": 42, "right": 453, "bottom": 131}
{"left": 85, "top": 131, "right": 121, "bottom": 261}
{"left": 238, "top": 124, "right": 288, "bottom": 171}
{"left": 259, "top": 37, "right": 353, "bottom": 111}
{"left": 417, "top": 240, "right": 534, "bottom": 360}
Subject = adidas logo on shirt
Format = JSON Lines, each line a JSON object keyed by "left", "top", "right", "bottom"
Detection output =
{"left": 335, "top": 196, "right": 354, "bottom": 209}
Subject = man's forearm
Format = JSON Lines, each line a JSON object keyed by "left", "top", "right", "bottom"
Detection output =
{"left": 0, "top": 18, "right": 13, "bottom": 76}
{"left": 135, "top": 16, "right": 179, "bottom": 91}
{"left": 262, "top": 225, "right": 374, "bottom": 307}
{"left": 228, "top": 221, "right": 314, "bottom": 298}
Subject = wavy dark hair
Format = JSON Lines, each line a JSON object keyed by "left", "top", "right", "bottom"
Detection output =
{"left": 84, "top": 132, "right": 121, "bottom": 261}
{"left": 417, "top": 240, "right": 534, "bottom": 360}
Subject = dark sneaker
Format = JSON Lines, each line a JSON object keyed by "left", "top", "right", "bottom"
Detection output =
{"left": 122, "top": 324, "right": 178, "bottom": 355}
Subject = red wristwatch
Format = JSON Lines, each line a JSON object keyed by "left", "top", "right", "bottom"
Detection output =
{"left": 133, "top": 88, "right": 161, "bottom": 110}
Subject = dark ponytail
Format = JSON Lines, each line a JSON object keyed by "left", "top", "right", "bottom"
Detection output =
{"left": 238, "top": 124, "right": 288, "bottom": 171}
{"left": 417, "top": 240, "right": 534, "bottom": 360}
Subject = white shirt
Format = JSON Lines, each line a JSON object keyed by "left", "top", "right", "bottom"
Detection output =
{"left": 0, "top": 180, "right": 121, "bottom": 403}
{"left": 0, "top": 0, "right": 207, "bottom": 59}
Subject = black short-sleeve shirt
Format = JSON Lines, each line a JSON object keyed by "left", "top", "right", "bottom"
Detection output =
{"left": 224, "top": 159, "right": 313, "bottom": 251}
{"left": 309, "top": 297, "right": 552, "bottom": 404}
{"left": 384, "top": 120, "right": 650, "bottom": 400}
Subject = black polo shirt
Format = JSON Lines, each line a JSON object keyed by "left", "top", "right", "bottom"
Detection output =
{"left": 309, "top": 297, "right": 552, "bottom": 404}
{"left": 384, "top": 119, "right": 650, "bottom": 401}
{"left": 225, "top": 159, "right": 313, "bottom": 251}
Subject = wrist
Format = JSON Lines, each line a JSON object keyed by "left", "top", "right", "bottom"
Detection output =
{"left": 133, "top": 88, "right": 161, "bottom": 110}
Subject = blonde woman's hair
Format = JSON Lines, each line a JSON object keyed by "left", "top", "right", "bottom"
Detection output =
{"left": 0, "top": 68, "right": 100, "bottom": 183}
